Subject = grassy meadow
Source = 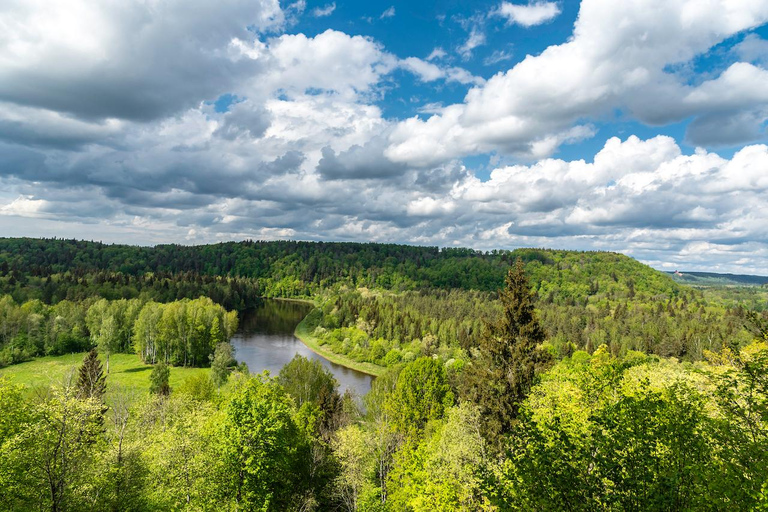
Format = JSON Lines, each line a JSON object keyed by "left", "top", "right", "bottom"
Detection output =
{"left": 0, "top": 352, "right": 211, "bottom": 402}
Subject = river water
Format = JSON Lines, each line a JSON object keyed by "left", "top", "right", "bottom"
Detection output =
{"left": 230, "top": 299, "right": 374, "bottom": 397}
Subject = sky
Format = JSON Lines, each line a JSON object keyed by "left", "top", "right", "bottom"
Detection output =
{"left": 1, "top": 0, "right": 768, "bottom": 274}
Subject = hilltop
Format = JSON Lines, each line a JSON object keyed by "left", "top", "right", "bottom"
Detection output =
{"left": 0, "top": 238, "right": 682, "bottom": 304}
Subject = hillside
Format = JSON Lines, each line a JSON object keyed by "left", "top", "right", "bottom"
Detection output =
{"left": 2, "top": 238, "right": 754, "bottom": 365}
{"left": 668, "top": 270, "right": 768, "bottom": 287}
{"left": 0, "top": 238, "right": 682, "bottom": 302}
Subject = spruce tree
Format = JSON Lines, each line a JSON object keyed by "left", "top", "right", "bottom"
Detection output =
{"left": 461, "top": 258, "right": 551, "bottom": 447}
{"left": 76, "top": 348, "right": 107, "bottom": 400}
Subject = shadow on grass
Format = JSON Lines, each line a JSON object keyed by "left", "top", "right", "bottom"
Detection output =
{"left": 121, "top": 367, "right": 152, "bottom": 373}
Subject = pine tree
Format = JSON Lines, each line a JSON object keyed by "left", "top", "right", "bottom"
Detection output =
{"left": 76, "top": 348, "right": 107, "bottom": 400}
{"left": 461, "top": 258, "right": 551, "bottom": 447}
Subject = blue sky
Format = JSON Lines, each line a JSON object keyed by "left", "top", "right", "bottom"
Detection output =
{"left": 1, "top": 0, "right": 768, "bottom": 273}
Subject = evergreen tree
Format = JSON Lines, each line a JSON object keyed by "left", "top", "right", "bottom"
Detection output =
{"left": 461, "top": 259, "right": 551, "bottom": 447}
{"left": 149, "top": 361, "right": 171, "bottom": 396}
{"left": 76, "top": 348, "right": 107, "bottom": 400}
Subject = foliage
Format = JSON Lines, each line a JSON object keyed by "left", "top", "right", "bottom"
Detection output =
{"left": 2, "top": 238, "right": 768, "bottom": 510}
{"left": 277, "top": 354, "right": 343, "bottom": 436}
{"left": 76, "top": 348, "right": 107, "bottom": 400}
{"left": 0, "top": 386, "right": 105, "bottom": 511}
{"left": 387, "top": 403, "right": 492, "bottom": 511}
{"left": 149, "top": 362, "right": 170, "bottom": 396}
{"left": 385, "top": 357, "right": 454, "bottom": 438}
{"left": 461, "top": 260, "right": 551, "bottom": 446}
{"left": 0, "top": 294, "right": 238, "bottom": 370}
{"left": 210, "top": 342, "right": 236, "bottom": 388}
{"left": 216, "top": 373, "right": 308, "bottom": 510}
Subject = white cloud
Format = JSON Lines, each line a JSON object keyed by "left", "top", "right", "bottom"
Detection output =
{"left": 498, "top": 1, "right": 562, "bottom": 27}
{"left": 2, "top": 0, "right": 768, "bottom": 273}
{"left": 312, "top": 2, "right": 336, "bottom": 17}
{"left": 4, "top": 134, "right": 768, "bottom": 272}
{"left": 427, "top": 47, "right": 448, "bottom": 61}
{"left": 735, "top": 34, "right": 768, "bottom": 65}
{"left": 458, "top": 27, "right": 486, "bottom": 60}
{"left": 380, "top": 6, "right": 396, "bottom": 19}
{"left": 484, "top": 48, "right": 515, "bottom": 65}
{"left": 287, "top": 0, "right": 306, "bottom": 14}
{"left": 400, "top": 57, "right": 484, "bottom": 85}
{"left": 263, "top": 30, "right": 397, "bottom": 100}
{"left": 0, "top": 196, "right": 49, "bottom": 218}
{"left": 386, "top": 0, "right": 768, "bottom": 167}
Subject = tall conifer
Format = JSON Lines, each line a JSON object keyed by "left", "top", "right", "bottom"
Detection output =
{"left": 76, "top": 348, "right": 107, "bottom": 400}
{"left": 461, "top": 258, "right": 551, "bottom": 447}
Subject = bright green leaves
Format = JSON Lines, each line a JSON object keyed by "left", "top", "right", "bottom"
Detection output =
{"left": 218, "top": 374, "right": 306, "bottom": 510}
{"left": 385, "top": 357, "right": 454, "bottom": 439}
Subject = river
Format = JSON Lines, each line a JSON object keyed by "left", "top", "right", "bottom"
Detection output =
{"left": 230, "top": 299, "right": 374, "bottom": 397}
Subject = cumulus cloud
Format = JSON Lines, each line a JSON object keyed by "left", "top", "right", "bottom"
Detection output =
{"left": 497, "top": 1, "right": 561, "bottom": 27}
{"left": 399, "top": 58, "right": 485, "bottom": 85}
{"left": 735, "top": 34, "right": 768, "bottom": 65}
{"left": 0, "top": 0, "right": 283, "bottom": 122}
{"left": 4, "top": 129, "right": 768, "bottom": 272}
{"left": 262, "top": 30, "right": 398, "bottom": 100}
{"left": 386, "top": 0, "right": 768, "bottom": 166}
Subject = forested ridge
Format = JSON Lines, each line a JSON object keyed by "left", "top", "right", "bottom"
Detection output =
{"left": 1, "top": 237, "right": 764, "bottom": 367}
{"left": 0, "top": 237, "right": 684, "bottom": 297}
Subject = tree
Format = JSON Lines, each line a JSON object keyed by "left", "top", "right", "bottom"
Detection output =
{"left": 149, "top": 362, "right": 171, "bottom": 396}
{"left": 705, "top": 340, "right": 768, "bottom": 508}
{"left": 76, "top": 348, "right": 107, "bottom": 401}
{"left": 461, "top": 258, "right": 551, "bottom": 446}
{"left": 210, "top": 343, "right": 236, "bottom": 388}
{"left": 216, "top": 374, "right": 306, "bottom": 509}
{"left": 97, "top": 315, "right": 119, "bottom": 374}
{"left": 0, "top": 378, "right": 31, "bottom": 510}
{"left": 277, "top": 355, "right": 342, "bottom": 435}
{"left": 386, "top": 357, "right": 453, "bottom": 438}
{"left": 1, "top": 387, "right": 104, "bottom": 512}
{"left": 387, "top": 403, "right": 493, "bottom": 511}
{"left": 333, "top": 425, "right": 373, "bottom": 512}
{"left": 133, "top": 302, "right": 162, "bottom": 364}
{"left": 142, "top": 396, "right": 217, "bottom": 510}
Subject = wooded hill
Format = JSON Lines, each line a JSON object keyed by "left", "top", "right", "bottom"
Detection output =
{"left": 1, "top": 237, "right": 681, "bottom": 300}
{"left": 0, "top": 238, "right": 761, "bottom": 363}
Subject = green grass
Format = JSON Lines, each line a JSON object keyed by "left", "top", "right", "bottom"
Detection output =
{"left": 0, "top": 352, "right": 211, "bottom": 401}
{"left": 295, "top": 313, "right": 385, "bottom": 377}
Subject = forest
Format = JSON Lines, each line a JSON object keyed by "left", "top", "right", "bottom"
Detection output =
{"left": 0, "top": 238, "right": 767, "bottom": 510}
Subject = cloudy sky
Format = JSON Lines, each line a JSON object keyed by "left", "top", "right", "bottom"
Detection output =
{"left": 1, "top": 0, "right": 768, "bottom": 273}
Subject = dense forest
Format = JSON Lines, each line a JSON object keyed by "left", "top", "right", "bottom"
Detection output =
{"left": 0, "top": 295, "right": 237, "bottom": 368}
{"left": 0, "top": 259, "right": 766, "bottom": 511}
{"left": 0, "top": 238, "right": 684, "bottom": 297}
{"left": 1, "top": 238, "right": 767, "bottom": 510}
{"left": 1, "top": 238, "right": 764, "bottom": 366}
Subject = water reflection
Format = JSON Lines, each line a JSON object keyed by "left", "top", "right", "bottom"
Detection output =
{"left": 231, "top": 299, "right": 374, "bottom": 397}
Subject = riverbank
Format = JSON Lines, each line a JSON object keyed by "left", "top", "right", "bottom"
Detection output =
{"left": 294, "top": 310, "right": 385, "bottom": 378}
{"left": 269, "top": 296, "right": 316, "bottom": 306}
